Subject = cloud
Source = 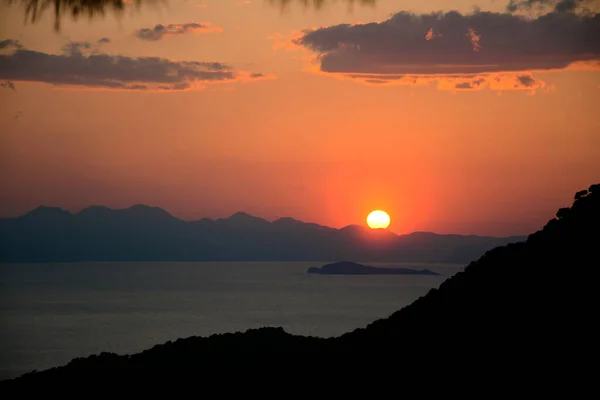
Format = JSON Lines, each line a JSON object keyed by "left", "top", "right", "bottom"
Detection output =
{"left": 425, "top": 28, "right": 442, "bottom": 40}
{"left": 325, "top": 72, "right": 548, "bottom": 92}
{"left": 268, "top": 0, "right": 377, "bottom": 10}
{"left": 516, "top": 75, "right": 537, "bottom": 87}
{"left": 135, "top": 23, "right": 222, "bottom": 41}
{"left": 0, "top": 40, "right": 271, "bottom": 91}
{"left": 506, "top": 0, "right": 599, "bottom": 13}
{"left": 465, "top": 27, "right": 482, "bottom": 52}
{"left": 455, "top": 78, "right": 485, "bottom": 89}
{"left": 1, "top": 80, "right": 16, "bottom": 91}
{"left": 443, "top": 74, "right": 547, "bottom": 92}
{"left": 295, "top": 10, "right": 600, "bottom": 75}
{"left": 287, "top": 7, "right": 600, "bottom": 91}
{"left": 0, "top": 39, "right": 23, "bottom": 53}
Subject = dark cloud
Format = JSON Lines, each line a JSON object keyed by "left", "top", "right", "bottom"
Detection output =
{"left": 98, "top": 37, "right": 111, "bottom": 44}
{"left": 506, "top": 0, "right": 599, "bottom": 13}
{"left": 62, "top": 41, "right": 93, "bottom": 55}
{"left": 294, "top": 9, "right": 600, "bottom": 78}
{"left": 135, "top": 23, "right": 222, "bottom": 41}
{"left": 516, "top": 75, "right": 537, "bottom": 87}
{"left": 507, "top": 0, "right": 558, "bottom": 12}
{"left": 437, "top": 74, "right": 546, "bottom": 91}
{"left": 455, "top": 78, "right": 485, "bottom": 89}
{"left": 295, "top": 70, "right": 546, "bottom": 91}
{"left": 0, "top": 80, "right": 16, "bottom": 91}
{"left": 556, "top": 0, "right": 581, "bottom": 11}
{"left": 0, "top": 39, "right": 23, "bottom": 51}
{"left": 446, "top": 74, "right": 546, "bottom": 91}
{"left": 0, "top": 40, "right": 270, "bottom": 91}
{"left": 268, "top": 0, "right": 376, "bottom": 10}
{"left": 346, "top": 74, "right": 405, "bottom": 81}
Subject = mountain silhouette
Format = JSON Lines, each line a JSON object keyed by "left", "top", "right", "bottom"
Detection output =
{"left": 0, "top": 206, "right": 524, "bottom": 263}
{"left": 1, "top": 183, "right": 596, "bottom": 387}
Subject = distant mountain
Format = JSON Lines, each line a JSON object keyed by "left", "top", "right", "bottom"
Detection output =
{"left": 0, "top": 205, "right": 525, "bottom": 263}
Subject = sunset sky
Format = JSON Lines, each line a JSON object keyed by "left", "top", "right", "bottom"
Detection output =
{"left": 0, "top": 0, "right": 599, "bottom": 236}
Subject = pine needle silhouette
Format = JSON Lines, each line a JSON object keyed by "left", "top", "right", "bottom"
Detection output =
{"left": 5, "top": 0, "right": 148, "bottom": 31}
{"left": 5, "top": 0, "right": 377, "bottom": 31}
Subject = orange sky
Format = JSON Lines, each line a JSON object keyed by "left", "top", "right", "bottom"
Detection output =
{"left": 1, "top": 0, "right": 599, "bottom": 236}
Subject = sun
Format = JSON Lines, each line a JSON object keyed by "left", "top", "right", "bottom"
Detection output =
{"left": 367, "top": 210, "right": 391, "bottom": 230}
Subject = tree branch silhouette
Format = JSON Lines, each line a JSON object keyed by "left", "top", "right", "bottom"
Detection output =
{"left": 5, "top": 0, "right": 377, "bottom": 31}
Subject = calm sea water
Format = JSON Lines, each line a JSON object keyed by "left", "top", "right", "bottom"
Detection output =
{"left": 0, "top": 261, "right": 463, "bottom": 379}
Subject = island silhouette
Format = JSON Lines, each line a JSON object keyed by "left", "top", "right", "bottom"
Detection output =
{"left": 1, "top": 182, "right": 597, "bottom": 388}
{"left": 307, "top": 261, "right": 440, "bottom": 275}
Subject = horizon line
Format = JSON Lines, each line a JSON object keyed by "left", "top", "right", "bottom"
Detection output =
{"left": 3, "top": 203, "right": 531, "bottom": 239}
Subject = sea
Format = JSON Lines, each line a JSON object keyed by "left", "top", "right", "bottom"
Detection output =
{"left": 0, "top": 261, "right": 464, "bottom": 379}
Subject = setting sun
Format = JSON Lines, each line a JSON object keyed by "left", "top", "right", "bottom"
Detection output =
{"left": 366, "top": 210, "right": 391, "bottom": 230}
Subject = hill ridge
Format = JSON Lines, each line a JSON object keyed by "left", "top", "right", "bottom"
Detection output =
{"left": 0, "top": 205, "right": 525, "bottom": 263}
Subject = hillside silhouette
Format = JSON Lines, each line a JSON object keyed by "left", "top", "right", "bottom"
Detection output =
{"left": 0, "top": 206, "right": 523, "bottom": 263}
{"left": 1, "top": 183, "right": 597, "bottom": 387}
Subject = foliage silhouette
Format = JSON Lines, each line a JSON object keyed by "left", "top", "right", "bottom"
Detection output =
{"left": 5, "top": 0, "right": 147, "bottom": 30}
{"left": 5, "top": 0, "right": 377, "bottom": 31}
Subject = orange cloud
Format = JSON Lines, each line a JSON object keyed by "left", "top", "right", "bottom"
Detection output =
{"left": 268, "top": 30, "right": 307, "bottom": 51}
{"left": 425, "top": 28, "right": 442, "bottom": 41}
{"left": 465, "top": 27, "right": 482, "bottom": 52}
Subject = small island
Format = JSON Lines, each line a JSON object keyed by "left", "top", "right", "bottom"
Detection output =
{"left": 307, "top": 261, "right": 440, "bottom": 275}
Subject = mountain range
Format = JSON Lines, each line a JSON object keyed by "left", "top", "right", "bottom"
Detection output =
{"left": 0, "top": 205, "right": 525, "bottom": 263}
